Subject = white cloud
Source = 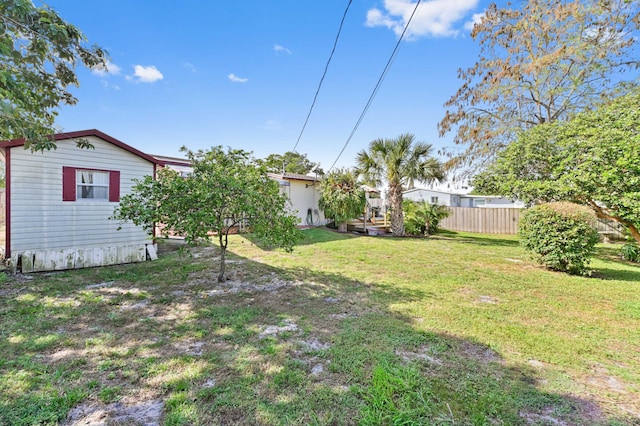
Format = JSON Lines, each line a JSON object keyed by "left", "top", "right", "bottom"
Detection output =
{"left": 91, "top": 60, "right": 122, "bottom": 76}
{"left": 274, "top": 44, "right": 292, "bottom": 55}
{"left": 464, "top": 12, "right": 485, "bottom": 31}
{"left": 184, "top": 62, "right": 197, "bottom": 73}
{"left": 131, "top": 65, "right": 164, "bottom": 83}
{"left": 228, "top": 73, "right": 248, "bottom": 83}
{"left": 366, "top": 0, "right": 480, "bottom": 39}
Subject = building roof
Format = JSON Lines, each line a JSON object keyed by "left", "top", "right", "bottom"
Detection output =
{"left": 403, "top": 188, "right": 459, "bottom": 196}
{"left": 267, "top": 172, "right": 320, "bottom": 182}
{"left": 0, "top": 129, "right": 164, "bottom": 165}
{"left": 151, "top": 154, "right": 192, "bottom": 167}
{"left": 403, "top": 187, "right": 511, "bottom": 199}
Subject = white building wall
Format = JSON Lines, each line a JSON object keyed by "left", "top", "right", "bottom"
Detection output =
{"left": 403, "top": 189, "right": 454, "bottom": 206}
{"left": 459, "top": 196, "right": 524, "bottom": 208}
{"left": 281, "top": 180, "right": 325, "bottom": 225}
{"left": 9, "top": 136, "right": 153, "bottom": 252}
{"left": 486, "top": 197, "right": 525, "bottom": 208}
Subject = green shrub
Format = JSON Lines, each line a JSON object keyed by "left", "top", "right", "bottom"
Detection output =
{"left": 518, "top": 202, "right": 599, "bottom": 275}
{"left": 621, "top": 243, "right": 640, "bottom": 262}
{"left": 403, "top": 200, "right": 450, "bottom": 236}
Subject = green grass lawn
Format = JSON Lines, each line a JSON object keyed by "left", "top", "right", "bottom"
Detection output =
{"left": 0, "top": 228, "right": 639, "bottom": 425}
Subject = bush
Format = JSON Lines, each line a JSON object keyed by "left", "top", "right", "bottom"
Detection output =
{"left": 518, "top": 202, "right": 599, "bottom": 275}
{"left": 403, "top": 200, "right": 450, "bottom": 236}
{"left": 621, "top": 243, "right": 640, "bottom": 262}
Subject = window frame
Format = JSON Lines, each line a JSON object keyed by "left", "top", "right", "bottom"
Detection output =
{"left": 473, "top": 198, "right": 486, "bottom": 207}
{"left": 62, "top": 166, "right": 120, "bottom": 202}
{"left": 76, "top": 169, "right": 110, "bottom": 201}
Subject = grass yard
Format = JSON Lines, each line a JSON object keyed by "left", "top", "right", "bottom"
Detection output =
{"left": 0, "top": 228, "right": 639, "bottom": 425}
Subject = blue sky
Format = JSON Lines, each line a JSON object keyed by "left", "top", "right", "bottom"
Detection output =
{"left": 45, "top": 0, "right": 490, "bottom": 170}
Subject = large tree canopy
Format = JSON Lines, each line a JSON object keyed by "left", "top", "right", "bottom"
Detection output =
{"left": 113, "top": 147, "right": 303, "bottom": 282}
{"left": 1, "top": 0, "right": 106, "bottom": 150}
{"left": 258, "top": 151, "right": 323, "bottom": 176}
{"left": 473, "top": 89, "right": 640, "bottom": 243}
{"left": 356, "top": 133, "right": 444, "bottom": 236}
{"left": 438, "top": 0, "right": 640, "bottom": 170}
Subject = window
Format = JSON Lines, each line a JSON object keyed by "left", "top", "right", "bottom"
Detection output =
{"left": 473, "top": 198, "right": 486, "bottom": 207}
{"left": 430, "top": 196, "right": 439, "bottom": 204}
{"left": 77, "top": 170, "right": 109, "bottom": 200}
{"left": 63, "top": 167, "right": 120, "bottom": 202}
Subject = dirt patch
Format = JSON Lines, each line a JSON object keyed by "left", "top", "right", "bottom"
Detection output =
{"left": 63, "top": 399, "right": 164, "bottom": 426}
{"left": 519, "top": 408, "right": 567, "bottom": 425}
{"left": 588, "top": 364, "right": 628, "bottom": 393}
{"left": 458, "top": 340, "right": 503, "bottom": 364}
{"left": 259, "top": 319, "right": 299, "bottom": 339}
{"left": 395, "top": 347, "right": 442, "bottom": 365}
{"left": 298, "top": 337, "right": 331, "bottom": 352}
{"left": 477, "top": 295, "right": 498, "bottom": 304}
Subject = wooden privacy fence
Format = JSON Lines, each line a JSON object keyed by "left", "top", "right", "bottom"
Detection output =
{"left": 440, "top": 207, "right": 521, "bottom": 234}
{"left": 440, "top": 206, "right": 626, "bottom": 239}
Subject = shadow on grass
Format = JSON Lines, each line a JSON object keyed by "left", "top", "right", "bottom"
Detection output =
{"left": 0, "top": 244, "right": 636, "bottom": 425}
{"left": 430, "top": 232, "right": 521, "bottom": 248}
{"left": 591, "top": 267, "right": 640, "bottom": 282}
{"left": 243, "top": 226, "right": 357, "bottom": 250}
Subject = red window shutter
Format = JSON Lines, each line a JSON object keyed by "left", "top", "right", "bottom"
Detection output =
{"left": 109, "top": 171, "right": 120, "bottom": 202}
{"left": 62, "top": 167, "right": 76, "bottom": 201}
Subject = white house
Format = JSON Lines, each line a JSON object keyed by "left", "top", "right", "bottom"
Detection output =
{"left": 0, "top": 129, "right": 163, "bottom": 273}
{"left": 403, "top": 188, "right": 524, "bottom": 208}
{"left": 139, "top": 158, "right": 326, "bottom": 228}
{"left": 268, "top": 172, "right": 326, "bottom": 226}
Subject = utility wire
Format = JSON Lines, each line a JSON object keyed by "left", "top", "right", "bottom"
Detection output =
{"left": 291, "top": 0, "right": 353, "bottom": 153}
{"left": 327, "top": 0, "right": 422, "bottom": 172}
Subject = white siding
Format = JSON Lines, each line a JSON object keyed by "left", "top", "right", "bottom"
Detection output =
{"left": 281, "top": 180, "right": 325, "bottom": 225}
{"left": 10, "top": 136, "right": 153, "bottom": 252}
{"left": 403, "top": 189, "right": 454, "bottom": 206}
{"left": 459, "top": 196, "right": 524, "bottom": 208}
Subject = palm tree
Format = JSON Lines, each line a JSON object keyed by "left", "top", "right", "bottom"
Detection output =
{"left": 355, "top": 133, "right": 444, "bottom": 236}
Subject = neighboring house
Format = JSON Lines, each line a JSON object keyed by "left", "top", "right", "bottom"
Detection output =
{"left": 148, "top": 160, "right": 326, "bottom": 227}
{"left": 152, "top": 154, "right": 193, "bottom": 176}
{"left": 268, "top": 172, "right": 326, "bottom": 226}
{"left": 459, "top": 194, "right": 524, "bottom": 208}
{"left": 0, "top": 129, "right": 163, "bottom": 273}
{"left": 403, "top": 188, "right": 524, "bottom": 208}
{"left": 403, "top": 188, "right": 463, "bottom": 207}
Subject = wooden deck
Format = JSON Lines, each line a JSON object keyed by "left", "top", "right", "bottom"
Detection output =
{"left": 347, "top": 216, "right": 390, "bottom": 235}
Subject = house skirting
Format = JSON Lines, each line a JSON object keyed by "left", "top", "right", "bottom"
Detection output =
{"left": 9, "top": 243, "right": 157, "bottom": 273}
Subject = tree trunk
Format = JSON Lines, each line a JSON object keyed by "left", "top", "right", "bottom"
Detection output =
{"left": 217, "top": 231, "right": 228, "bottom": 283}
{"left": 629, "top": 224, "right": 640, "bottom": 245}
{"left": 217, "top": 246, "right": 226, "bottom": 283}
{"left": 589, "top": 201, "right": 640, "bottom": 244}
{"left": 338, "top": 222, "right": 348, "bottom": 233}
{"left": 388, "top": 182, "right": 404, "bottom": 236}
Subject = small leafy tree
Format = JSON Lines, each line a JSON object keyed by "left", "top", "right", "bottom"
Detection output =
{"left": 1, "top": 0, "right": 106, "bottom": 150}
{"left": 318, "top": 168, "right": 365, "bottom": 233}
{"left": 113, "top": 146, "right": 303, "bottom": 282}
{"left": 518, "top": 202, "right": 599, "bottom": 275}
{"left": 403, "top": 200, "right": 450, "bottom": 236}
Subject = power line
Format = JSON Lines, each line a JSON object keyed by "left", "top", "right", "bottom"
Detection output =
{"left": 291, "top": 0, "right": 353, "bottom": 153}
{"left": 327, "top": 0, "right": 422, "bottom": 172}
